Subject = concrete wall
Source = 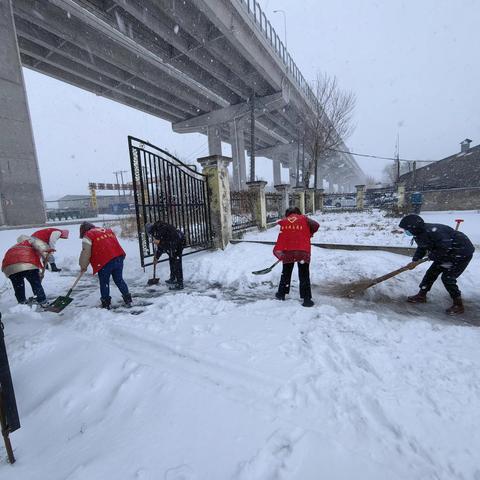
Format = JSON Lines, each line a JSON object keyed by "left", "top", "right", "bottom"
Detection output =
{"left": 409, "top": 187, "right": 480, "bottom": 211}
{"left": 0, "top": 0, "right": 45, "bottom": 225}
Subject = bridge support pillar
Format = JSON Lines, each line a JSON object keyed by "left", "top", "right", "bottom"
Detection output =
{"left": 0, "top": 0, "right": 45, "bottom": 226}
{"left": 207, "top": 126, "right": 222, "bottom": 156}
{"left": 288, "top": 152, "right": 297, "bottom": 187}
{"left": 273, "top": 159, "right": 282, "bottom": 186}
{"left": 197, "top": 154, "right": 232, "bottom": 249}
{"left": 229, "top": 121, "right": 246, "bottom": 191}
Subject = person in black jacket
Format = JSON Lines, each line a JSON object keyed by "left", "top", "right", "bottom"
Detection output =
{"left": 399, "top": 214, "right": 475, "bottom": 315}
{"left": 146, "top": 221, "right": 186, "bottom": 290}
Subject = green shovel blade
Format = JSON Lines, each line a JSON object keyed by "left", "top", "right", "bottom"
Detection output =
{"left": 46, "top": 296, "right": 73, "bottom": 313}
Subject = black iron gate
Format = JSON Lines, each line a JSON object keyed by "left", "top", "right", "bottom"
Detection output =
{"left": 128, "top": 136, "right": 213, "bottom": 267}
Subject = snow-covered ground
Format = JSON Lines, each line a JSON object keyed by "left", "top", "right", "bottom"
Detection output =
{"left": 249, "top": 209, "right": 480, "bottom": 247}
{"left": 0, "top": 214, "right": 479, "bottom": 479}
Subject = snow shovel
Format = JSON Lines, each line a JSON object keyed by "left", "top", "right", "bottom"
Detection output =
{"left": 252, "top": 259, "right": 281, "bottom": 275}
{"left": 147, "top": 253, "right": 159, "bottom": 286}
{"left": 340, "top": 258, "right": 429, "bottom": 297}
{"left": 46, "top": 271, "right": 84, "bottom": 313}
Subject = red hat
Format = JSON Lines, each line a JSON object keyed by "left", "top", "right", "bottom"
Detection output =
{"left": 60, "top": 229, "right": 69, "bottom": 239}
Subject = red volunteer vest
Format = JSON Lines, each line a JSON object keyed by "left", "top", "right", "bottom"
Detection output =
{"left": 32, "top": 228, "right": 62, "bottom": 245}
{"left": 2, "top": 240, "right": 43, "bottom": 271}
{"left": 84, "top": 228, "right": 126, "bottom": 274}
{"left": 273, "top": 214, "right": 312, "bottom": 263}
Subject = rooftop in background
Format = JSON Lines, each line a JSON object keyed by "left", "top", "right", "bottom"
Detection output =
{"left": 400, "top": 139, "right": 480, "bottom": 191}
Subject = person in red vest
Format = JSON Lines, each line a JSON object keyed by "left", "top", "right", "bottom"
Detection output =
{"left": 31, "top": 228, "right": 69, "bottom": 272}
{"left": 273, "top": 207, "right": 319, "bottom": 307}
{"left": 2, "top": 235, "right": 49, "bottom": 306}
{"left": 78, "top": 222, "right": 132, "bottom": 309}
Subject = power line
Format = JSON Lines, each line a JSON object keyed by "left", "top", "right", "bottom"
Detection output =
{"left": 328, "top": 147, "right": 438, "bottom": 164}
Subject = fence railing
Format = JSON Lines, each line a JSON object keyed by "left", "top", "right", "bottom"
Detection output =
{"left": 231, "top": 191, "right": 257, "bottom": 232}
{"left": 236, "top": 0, "right": 317, "bottom": 108}
{"left": 288, "top": 192, "right": 300, "bottom": 209}
{"left": 364, "top": 187, "right": 397, "bottom": 210}
{"left": 265, "top": 192, "right": 282, "bottom": 223}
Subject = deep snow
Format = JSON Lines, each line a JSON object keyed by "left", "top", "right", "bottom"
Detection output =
{"left": 0, "top": 212, "right": 479, "bottom": 480}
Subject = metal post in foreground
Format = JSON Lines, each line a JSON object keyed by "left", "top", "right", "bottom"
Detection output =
{"left": 0, "top": 314, "right": 20, "bottom": 464}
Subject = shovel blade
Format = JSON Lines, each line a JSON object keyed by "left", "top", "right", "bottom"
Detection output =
{"left": 147, "top": 278, "right": 160, "bottom": 286}
{"left": 252, "top": 267, "right": 274, "bottom": 275}
{"left": 46, "top": 295, "right": 73, "bottom": 313}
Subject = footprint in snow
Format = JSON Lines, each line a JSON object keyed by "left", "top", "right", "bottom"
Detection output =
{"left": 164, "top": 464, "right": 197, "bottom": 480}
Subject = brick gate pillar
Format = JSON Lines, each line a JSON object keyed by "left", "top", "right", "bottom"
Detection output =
{"left": 355, "top": 184, "right": 366, "bottom": 210}
{"left": 198, "top": 154, "right": 232, "bottom": 249}
{"left": 247, "top": 180, "right": 267, "bottom": 230}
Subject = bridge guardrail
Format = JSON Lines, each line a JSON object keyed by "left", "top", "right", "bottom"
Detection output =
{"left": 237, "top": 0, "right": 317, "bottom": 108}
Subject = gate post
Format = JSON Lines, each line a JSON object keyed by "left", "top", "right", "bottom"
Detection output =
{"left": 275, "top": 184, "right": 290, "bottom": 217}
{"left": 293, "top": 187, "right": 305, "bottom": 213}
{"left": 315, "top": 189, "right": 325, "bottom": 212}
{"left": 355, "top": 184, "right": 366, "bottom": 210}
{"left": 198, "top": 155, "right": 232, "bottom": 249}
{"left": 246, "top": 181, "right": 267, "bottom": 230}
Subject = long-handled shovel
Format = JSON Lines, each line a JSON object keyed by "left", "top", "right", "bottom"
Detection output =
{"left": 46, "top": 271, "right": 84, "bottom": 313}
{"left": 147, "top": 251, "right": 160, "bottom": 286}
{"left": 252, "top": 259, "right": 281, "bottom": 275}
{"left": 340, "top": 258, "right": 429, "bottom": 297}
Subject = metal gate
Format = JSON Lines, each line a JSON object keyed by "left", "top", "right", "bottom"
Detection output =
{"left": 128, "top": 136, "right": 213, "bottom": 267}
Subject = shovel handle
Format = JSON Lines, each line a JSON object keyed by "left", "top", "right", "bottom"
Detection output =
{"left": 67, "top": 271, "right": 85, "bottom": 297}
{"left": 370, "top": 258, "right": 428, "bottom": 286}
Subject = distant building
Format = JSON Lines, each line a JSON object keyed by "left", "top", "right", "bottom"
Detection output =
{"left": 399, "top": 139, "right": 480, "bottom": 211}
{"left": 400, "top": 139, "right": 480, "bottom": 190}
{"left": 57, "top": 194, "right": 134, "bottom": 214}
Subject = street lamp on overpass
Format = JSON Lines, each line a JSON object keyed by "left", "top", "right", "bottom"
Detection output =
{"left": 273, "top": 9, "right": 287, "bottom": 50}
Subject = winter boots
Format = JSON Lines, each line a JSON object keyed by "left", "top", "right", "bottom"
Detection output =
{"left": 407, "top": 290, "right": 427, "bottom": 303}
{"left": 49, "top": 263, "right": 62, "bottom": 272}
{"left": 275, "top": 292, "right": 285, "bottom": 301}
{"left": 101, "top": 297, "right": 111, "bottom": 310}
{"left": 446, "top": 297, "right": 464, "bottom": 315}
{"left": 302, "top": 299, "right": 314, "bottom": 308}
{"left": 123, "top": 293, "right": 133, "bottom": 307}
{"left": 169, "top": 283, "right": 184, "bottom": 291}
{"left": 165, "top": 278, "right": 176, "bottom": 285}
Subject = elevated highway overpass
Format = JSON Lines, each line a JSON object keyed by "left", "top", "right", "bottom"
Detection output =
{"left": 1, "top": 0, "right": 364, "bottom": 225}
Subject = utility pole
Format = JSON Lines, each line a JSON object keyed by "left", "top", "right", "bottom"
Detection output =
{"left": 249, "top": 91, "right": 256, "bottom": 182}
{"left": 113, "top": 170, "right": 128, "bottom": 199}
{"left": 119, "top": 170, "right": 128, "bottom": 198}
{"left": 394, "top": 132, "right": 400, "bottom": 185}
{"left": 113, "top": 171, "right": 121, "bottom": 199}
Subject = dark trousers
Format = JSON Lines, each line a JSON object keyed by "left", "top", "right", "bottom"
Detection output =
{"left": 168, "top": 246, "right": 184, "bottom": 285}
{"left": 277, "top": 262, "right": 312, "bottom": 300}
{"left": 97, "top": 256, "right": 129, "bottom": 300}
{"left": 9, "top": 269, "right": 46, "bottom": 304}
{"left": 419, "top": 255, "right": 472, "bottom": 299}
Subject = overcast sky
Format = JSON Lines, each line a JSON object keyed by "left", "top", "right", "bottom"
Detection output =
{"left": 23, "top": 0, "right": 480, "bottom": 198}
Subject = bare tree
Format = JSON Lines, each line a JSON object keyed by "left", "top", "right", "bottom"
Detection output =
{"left": 301, "top": 73, "right": 356, "bottom": 189}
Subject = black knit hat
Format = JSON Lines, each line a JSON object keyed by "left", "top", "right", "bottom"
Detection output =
{"left": 399, "top": 214, "right": 425, "bottom": 235}
{"left": 79, "top": 221, "right": 96, "bottom": 238}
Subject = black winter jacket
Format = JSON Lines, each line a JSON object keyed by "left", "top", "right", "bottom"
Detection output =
{"left": 149, "top": 221, "right": 185, "bottom": 258}
{"left": 399, "top": 215, "right": 475, "bottom": 263}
